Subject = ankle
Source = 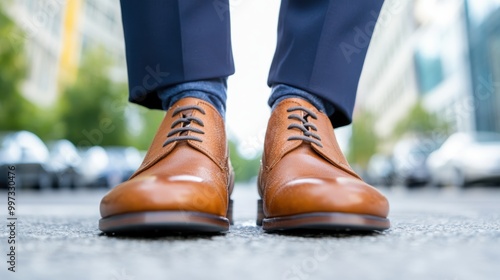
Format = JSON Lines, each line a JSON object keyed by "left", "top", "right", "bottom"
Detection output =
{"left": 158, "top": 78, "right": 227, "bottom": 119}
{"left": 268, "top": 84, "right": 334, "bottom": 116}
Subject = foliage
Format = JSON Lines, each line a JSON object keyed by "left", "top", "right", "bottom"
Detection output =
{"left": 393, "top": 101, "right": 450, "bottom": 139}
{"left": 229, "top": 139, "right": 261, "bottom": 183}
{"left": 0, "top": 5, "right": 62, "bottom": 140}
{"left": 348, "top": 100, "right": 451, "bottom": 168}
{"left": 0, "top": 6, "right": 31, "bottom": 131}
{"left": 347, "top": 111, "right": 379, "bottom": 168}
{"left": 58, "top": 48, "right": 130, "bottom": 147}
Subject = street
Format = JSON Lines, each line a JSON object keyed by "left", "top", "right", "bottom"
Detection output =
{"left": 1, "top": 184, "right": 500, "bottom": 280}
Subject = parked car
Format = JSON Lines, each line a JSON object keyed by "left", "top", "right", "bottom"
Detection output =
{"left": 74, "top": 146, "right": 110, "bottom": 188}
{"left": 73, "top": 146, "right": 143, "bottom": 188}
{"left": 46, "top": 140, "right": 81, "bottom": 189}
{"left": 103, "top": 146, "right": 143, "bottom": 188}
{"left": 427, "top": 132, "right": 500, "bottom": 187}
{"left": 392, "top": 137, "right": 440, "bottom": 187}
{"left": 366, "top": 154, "right": 395, "bottom": 187}
{"left": 0, "top": 131, "right": 52, "bottom": 189}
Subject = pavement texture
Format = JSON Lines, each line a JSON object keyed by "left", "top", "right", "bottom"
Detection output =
{"left": 1, "top": 184, "right": 500, "bottom": 280}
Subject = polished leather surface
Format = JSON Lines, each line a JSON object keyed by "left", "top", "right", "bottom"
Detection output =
{"left": 100, "top": 98, "right": 233, "bottom": 218}
{"left": 258, "top": 98, "right": 389, "bottom": 219}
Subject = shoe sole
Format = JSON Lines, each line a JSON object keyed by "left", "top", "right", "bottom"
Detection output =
{"left": 99, "top": 200, "right": 233, "bottom": 234}
{"left": 257, "top": 200, "right": 390, "bottom": 232}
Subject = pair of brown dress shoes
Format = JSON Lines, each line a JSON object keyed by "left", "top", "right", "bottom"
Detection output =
{"left": 99, "top": 97, "right": 390, "bottom": 234}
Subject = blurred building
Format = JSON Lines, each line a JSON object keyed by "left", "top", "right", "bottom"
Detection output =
{"left": 465, "top": 0, "right": 500, "bottom": 133}
{"left": 5, "top": 0, "right": 65, "bottom": 106}
{"left": 75, "top": 0, "right": 126, "bottom": 82}
{"left": 358, "top": 0, "right": 500, "bottom": 141}
{"left": 4, "top": 0, "right": 126, "bottom": 107}
{"left": 415, "top": 0, "right": 474, "bottom": 133}
{"left": 357, "top": 0, "right": 419, "bottom": 140}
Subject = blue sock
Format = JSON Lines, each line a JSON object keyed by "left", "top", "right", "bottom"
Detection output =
{"left": 268, "top": 84, "right": 334, "bottom": 116}
{"left": 158, "top": 78, "right": 227, "bottom": 119}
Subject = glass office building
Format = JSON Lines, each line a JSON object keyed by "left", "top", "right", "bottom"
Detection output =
{"left": 465, "top": 0, "right": 500, "bottom": 132}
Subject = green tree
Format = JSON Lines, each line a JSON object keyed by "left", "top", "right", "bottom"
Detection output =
{"left": 59, "top": 48, "right": 130, "bottom": 147}
{"left": 393, "top": 101, "right": 450, "bottom": 138}
{"left": 347, "top": 111, "right": 378, "bottom": 168}
{"left": 0, "top": 5, "right": 31, "bottom": 130}
{"left": 229, "top": 139, "right": 261, "bottom": 183}
{"left": 0, "top": 4, "right": 62, "bottom": 140}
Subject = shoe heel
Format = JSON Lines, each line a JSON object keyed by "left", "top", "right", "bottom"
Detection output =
{"left": 227, "top": 199, "right": 234, "bottom": 225}
{"left": 256, "top": 199, "right": 264, "bottom": 226}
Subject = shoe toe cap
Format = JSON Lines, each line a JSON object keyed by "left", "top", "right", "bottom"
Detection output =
{"left": 265, "top": 177, "right": 389, "bottom": 218}
{"left": 100, "top": 175, "right": 227, "bottom": 218}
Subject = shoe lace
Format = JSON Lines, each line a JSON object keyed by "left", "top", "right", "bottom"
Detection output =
{"left": 286, "top": 106, "right": 323, "bottom": 147}
{"left": 163, "top": 105, "right": 206, "bottom": 147}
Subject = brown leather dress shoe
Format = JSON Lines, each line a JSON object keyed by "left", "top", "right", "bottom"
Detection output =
{"left": 257, "top": 98, "right": 390, "bottom": 231}
{"left": 99, "top": 98, "right": 234, "bottom": 234}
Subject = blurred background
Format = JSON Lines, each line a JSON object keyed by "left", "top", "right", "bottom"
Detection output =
{"left": 1, "top": 0, "right": 499, "bottom": 190}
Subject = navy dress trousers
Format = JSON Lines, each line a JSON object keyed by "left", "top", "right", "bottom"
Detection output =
{"left": 120, "top": 0, "right": 385, "bottom": 128}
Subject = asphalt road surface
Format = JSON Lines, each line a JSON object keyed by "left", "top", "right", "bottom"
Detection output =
{"left": 1, "top": 184, "right": 499, "bottom": 280}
